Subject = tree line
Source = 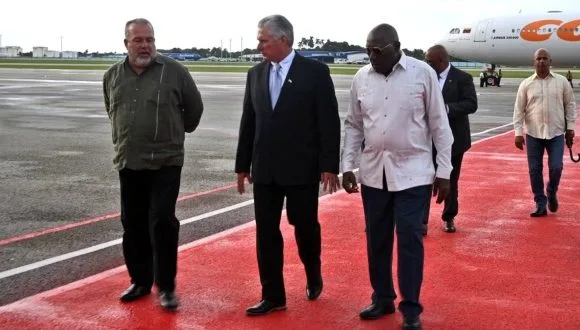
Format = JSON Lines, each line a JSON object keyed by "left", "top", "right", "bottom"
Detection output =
{"left": 16, "top": 36, "right": 465, "bottom": 61}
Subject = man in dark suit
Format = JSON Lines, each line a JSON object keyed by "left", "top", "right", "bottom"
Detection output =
{"left": 235, "top": 14, "right": 341, "bottom": 316}
{"left": 423, "top": 45, "right": 478, "bottom": 234}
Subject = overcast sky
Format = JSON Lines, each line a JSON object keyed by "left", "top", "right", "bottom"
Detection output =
{"left": 0, "top": 1, "right": 575, "bottom": 53}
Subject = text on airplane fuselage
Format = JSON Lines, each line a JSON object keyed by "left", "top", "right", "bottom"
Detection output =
{"left": 520, "top": 19, "right": 580, "bottom": 41}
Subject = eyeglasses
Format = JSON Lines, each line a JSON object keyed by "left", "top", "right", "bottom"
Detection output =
{"left": 366, "top": 43, "right": 396, "bottom": 56}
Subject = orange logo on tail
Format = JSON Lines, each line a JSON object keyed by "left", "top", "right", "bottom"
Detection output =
{"left": 520, "top": 20, "right": 562, "bottom": 41}
{"left": 520, "top": 19, "right": 580, "bottom": 42}
{"left": 557, "top": 19, "right": 580, "bottom": 41}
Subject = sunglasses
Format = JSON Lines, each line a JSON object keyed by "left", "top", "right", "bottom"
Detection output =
{"left": 365, "top": 42, "right": 396, "bottom": 56}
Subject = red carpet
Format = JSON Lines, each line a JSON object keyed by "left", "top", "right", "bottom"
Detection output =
{"left": 1, "top": 129, "right": 579, "bottom": 329}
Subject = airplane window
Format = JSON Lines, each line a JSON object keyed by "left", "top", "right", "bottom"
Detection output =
{"left": 512, "top": 29, "right": 515, "bottom": 33}
{"left": 492, "top": 29, "right": 496, "bottom": 33}
{"left": 462, "top": 28, "right": 471, "bottom": 33}
{"left": 548, "top": 28, "right": 552, "bottom": 32}
{"left": 449, "top": 28, "right": 454, "bottom": 33}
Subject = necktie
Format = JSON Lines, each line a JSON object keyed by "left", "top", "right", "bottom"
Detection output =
{"left": 270, "top": 63, "right": 283, "bottom": 109}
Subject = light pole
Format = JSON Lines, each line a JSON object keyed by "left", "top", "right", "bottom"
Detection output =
{"left": 60, "top": 36, "right": 63, "bottom": 58}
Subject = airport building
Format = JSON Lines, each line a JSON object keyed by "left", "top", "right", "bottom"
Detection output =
{"left": 33, "top": 46, "right": 78, "bottom": 58}
{"left": 0, "top": 46, "right": 22, "bottom": 57}
{"left": 239, "top": 50, "right": 368, "bottom": 64}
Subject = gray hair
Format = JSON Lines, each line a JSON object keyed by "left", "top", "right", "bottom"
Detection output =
{"left": 258, "top": 15, "right": 294, "bottom": 47}
{"left": 125, "top": 18, "right": 154, "bottom": 39}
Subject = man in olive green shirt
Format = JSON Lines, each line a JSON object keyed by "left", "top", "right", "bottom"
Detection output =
{"left": 102, "top": 18, "right": 203, "bottom": 311}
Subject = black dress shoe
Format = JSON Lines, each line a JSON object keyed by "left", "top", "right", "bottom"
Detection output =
{"left": 120, "top": 284, "right": 151, "bottom": 302}
{"left": 402, "top": 316, "right": 421, "bottom": 329}
{"left": 159, "top": 290, "right": 179, "bottom": 311}
{"left": 246, "top": 300, "right": 287, "bottom": 316}
{"left": 306, "top": 280, "right": 323, "bottom": 300}
{"left": 530, "top": 205, "right": 547, "bottom": 217}
{"left": 443, "top": 219, "right": 456, "bottom": 233}
{"left": 548, "top": 196, "right": 558, "bottom": 212}
{"left": 359, "top": 302, "right": 396, "bottom": 320}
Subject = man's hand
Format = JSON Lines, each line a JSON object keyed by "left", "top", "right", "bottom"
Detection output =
{"left": 342, "top": 171, "right": 359, "bottom": 194}
{"left": 432, "top": 178, "right": 450, "bottom": 204}
{"left": 515, "top": 136, "right": 525, "bottom": 150}
{"left": 320, "top": 172, "right": 340, "bottom": 194}
{"left": 236, "top": 172, "right": 252, "bottom": 194}
{"left": 565, "top": 130, "right": 575, "bottom": 148}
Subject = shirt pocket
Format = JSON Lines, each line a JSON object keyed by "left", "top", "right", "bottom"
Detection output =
{"left": 357, "top": 86, "right": 377, "bottom": 114}
{"left": 109, "top": 87, "right": 128, "bottom": 144}
{"left": 148, "top": 83, "right": 179, "bottom": 143}
{"left": 403, "top": 84, "right": 425, "bottom": 110}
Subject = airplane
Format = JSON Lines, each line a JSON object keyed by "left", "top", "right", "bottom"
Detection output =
{"left": 438, "top": 10, "right": 580, "bottom": 67}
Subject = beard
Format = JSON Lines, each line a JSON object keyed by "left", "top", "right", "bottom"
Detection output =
{"left": 134, "top": 54, "right": 153, "bottom": 67}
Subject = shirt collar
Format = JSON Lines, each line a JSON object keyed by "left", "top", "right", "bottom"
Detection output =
{"left": 532, "top": 71, "right": 554, "bottom": 80}
{"left": 271, "top": 50, "right": 295, "bottom": 71}
{"left": 440, "top": 63, "right": 451, "bottom": 80}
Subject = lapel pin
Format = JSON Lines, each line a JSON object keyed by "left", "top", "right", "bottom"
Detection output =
{"left": 288, "top": 79, "right": 293, "bottom": 84}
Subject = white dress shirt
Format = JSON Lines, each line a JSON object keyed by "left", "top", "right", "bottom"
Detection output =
{"left": 270, "top": 50, "right": 295, "bottom": 94}
{"left": 513, "top": 72, "right": 576, "bottom": 139}
{"left": 341, "top": 52, "right": 454, "bottom": 191}
{"left": 438, "top": 63, "right": 451, "bottom": 113}
{"left": 438, "top": 63, "right": 451, "bottom": 90}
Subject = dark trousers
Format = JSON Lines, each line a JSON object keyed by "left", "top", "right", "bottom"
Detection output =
{"left": 525, "top": 134, "right": 564, "bottom": 207}
{"left": 253, "top": 182, "right": 321, "bottom": 305}
{"left": 423, "top": 152, "right": 464, "bottom": 224}
{"left": 361, "top": 179, "right": 430, "bottom": 318}
{"left": 119, "top": 166, "right": 182, "bottom": 292}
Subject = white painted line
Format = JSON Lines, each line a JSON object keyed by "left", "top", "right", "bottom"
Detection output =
{"left": 0, "top": 124, "right": 514, "bottom": 282}
{"left": 0, "top": 200, "right": 254, "bottom": 281}
{"left": 471, "top": 122, "right": 513, "bottom": 137}
{"left": 0, "top": 190, "right": 349, "bottom": 309}
{"left": 0, "top": 78, "right": 100, "bottom": 84}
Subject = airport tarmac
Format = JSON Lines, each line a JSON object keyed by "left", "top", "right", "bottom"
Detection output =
{"left": 0, "top": 68, "right": 577, "bottom": 306}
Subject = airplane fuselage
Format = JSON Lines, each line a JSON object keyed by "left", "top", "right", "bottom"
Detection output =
{"left": 439, "top": 11, "right": 580, "bottom": 66}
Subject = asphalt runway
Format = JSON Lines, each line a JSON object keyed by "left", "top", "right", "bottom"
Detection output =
{"left": 0, "top": 68, "right": 577, "bottom": 306}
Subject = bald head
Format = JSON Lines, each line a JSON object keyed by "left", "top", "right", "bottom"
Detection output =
{"left": 365, "top": 24, "right": 401, "bottom": 76}
{"left": 534, "top": 48, "right": 551, "bottom": 60}
{"left": 533, "top": 48, "right": 551, "bottom": 78}
{"left": 367, "top": 24, "right": 399, "bottom": 44}
{"left": 427, "top": 45, "right": 449, "bottom": 60}
{"left": 425, "top": 44, "right": 449, "bottom": 74}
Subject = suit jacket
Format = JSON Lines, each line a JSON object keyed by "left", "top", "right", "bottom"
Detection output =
{"left": 235, "top": 54, "right": 341, "bottom": 185}
{"left": 442, "top": 65, "right": 478, "bottom": 156}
